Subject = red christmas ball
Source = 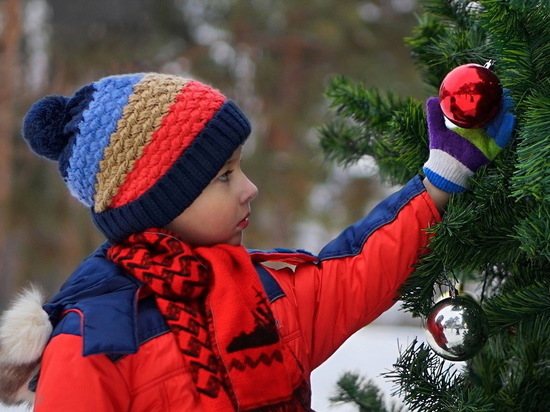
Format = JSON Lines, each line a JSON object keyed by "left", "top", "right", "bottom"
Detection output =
{"left": 439, "top": 63, "right": 502, "bottom": 128}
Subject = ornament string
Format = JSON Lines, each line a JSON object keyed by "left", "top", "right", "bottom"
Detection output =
{"left": 441, "top": 266, "right": 459, "bottom": 299}
{"left": 484, "top": 59, "right": 495, "bottom": 70}
{"left": 480, "top": 264, "right": 490, "bottom": 305}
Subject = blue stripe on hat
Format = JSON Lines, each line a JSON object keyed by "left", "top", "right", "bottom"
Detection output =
{"left": 58, "top": 85, "right": 96, "bottom": 180}
{"left": 66, "top": 73, "right": 145, "bottom": 207}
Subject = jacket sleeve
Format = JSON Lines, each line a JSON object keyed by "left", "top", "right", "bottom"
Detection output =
{"left": 289, "top": 176, "right": 441, "bottom": 369}
{"left": 34, "top": 334, "right": 131, "bottom": 412}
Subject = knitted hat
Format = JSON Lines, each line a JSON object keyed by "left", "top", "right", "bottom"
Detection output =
{"left": 22, "top": 73, "right": 251, "bottom": 242}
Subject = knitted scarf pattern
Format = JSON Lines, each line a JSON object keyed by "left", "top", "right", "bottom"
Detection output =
{"left": 107, "top": 230, "right": 310, "bottom": 411}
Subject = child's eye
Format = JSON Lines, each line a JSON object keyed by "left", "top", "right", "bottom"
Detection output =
{"left": 218, "top": 170, "right": 233, "bottom": 182}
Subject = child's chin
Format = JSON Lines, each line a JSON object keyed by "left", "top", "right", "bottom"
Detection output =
{"left": 227, "top": 235, "right": 243, "bottom": 246}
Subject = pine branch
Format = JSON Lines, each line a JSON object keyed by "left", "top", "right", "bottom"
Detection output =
{"left": 319, "top": 76, "right": 396, "bottom": 168}
{"left": 470, "top": 314, "right": 550, "bottom": 410}
{"left": 510, "top": 86, "right": 550, "bottom": 203}
{"left": 319, "top": 119, "right": 376, "bottom": 166}
{"left": 484, "top": 280, "right": 550, "bottom": 335}
{"left": 512, "top": 201, "right": 550, "bottom": 261}
{"left": 320, "top": 76, "right": 427, "bottom": 185}
{"left": 406, "top": 1, "right": 496, "bottom": 89}
{"left": 481, "top": 0, "right": 550, "bottom": 93}
{"left": 323, "top": 75, "right": 398, "bottom": 128}
{"left": 399, "top": 243, "right": 446, "bottom": 317}
{"left": 383, "top": 340, "right": 495, "bottom": 411}
{"left": 329, "top": 372, "right": 404, "bottom": 412}
{"left": 388, "top": 100, "right": 429, "bottom": 177}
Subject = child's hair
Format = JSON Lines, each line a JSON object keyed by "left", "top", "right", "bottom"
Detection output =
{"left": 22, "top": 73, "right": 251, "bottom": 242}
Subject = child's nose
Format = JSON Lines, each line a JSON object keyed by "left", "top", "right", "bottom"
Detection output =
{"left": 243, "top": 175, "right": 258, "bottom": 203}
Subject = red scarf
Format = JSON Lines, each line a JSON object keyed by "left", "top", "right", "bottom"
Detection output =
{"left": 107, "top": 229, "right": 310, "bottom": 411}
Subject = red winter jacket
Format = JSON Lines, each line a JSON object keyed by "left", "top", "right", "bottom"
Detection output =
{"left": 33, "top": 176, "right": 440, "bottom": 411}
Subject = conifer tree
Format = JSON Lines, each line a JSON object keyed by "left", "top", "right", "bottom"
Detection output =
{"left": 320, "top": 1, "right": 550, "bottom": 410}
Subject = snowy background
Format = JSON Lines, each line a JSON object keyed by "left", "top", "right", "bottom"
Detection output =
{"left": 311, "top": 323, "right": 424, "bottom": 411}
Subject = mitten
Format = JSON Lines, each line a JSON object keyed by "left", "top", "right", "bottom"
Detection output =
{"left": 423, "top": 92, "right": 516, "bottom": 193}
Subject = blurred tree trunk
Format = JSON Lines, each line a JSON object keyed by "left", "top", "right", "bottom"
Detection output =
{"left": 0, "top": 0, "right": 22, "bottom": 306}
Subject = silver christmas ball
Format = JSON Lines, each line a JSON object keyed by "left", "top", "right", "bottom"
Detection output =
{"left": 424, "top": 295, "right": 489, "bottom": 361}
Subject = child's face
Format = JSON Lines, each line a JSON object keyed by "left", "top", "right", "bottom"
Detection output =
{"left": 165, "top": 146, "right": 258, "bottom": 246}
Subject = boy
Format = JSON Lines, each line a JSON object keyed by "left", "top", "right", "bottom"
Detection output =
{"left": 0, "top": 73, "right": 513, "bottom": 411}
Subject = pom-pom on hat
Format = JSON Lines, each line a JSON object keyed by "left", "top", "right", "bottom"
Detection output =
{"left": 22, "top": 73, "right": 251, "bottom": 242}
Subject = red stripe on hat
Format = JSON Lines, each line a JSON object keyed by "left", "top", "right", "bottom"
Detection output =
{"left": 111, "top": 81, "right": 226, "bottom": 208}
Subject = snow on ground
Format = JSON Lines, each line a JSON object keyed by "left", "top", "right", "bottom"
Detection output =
{"left": 311, "top": 324, "right": 424, "bottom": 411}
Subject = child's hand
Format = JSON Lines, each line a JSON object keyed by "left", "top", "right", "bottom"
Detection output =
{"left": 422, "top": 91, "right": 516, "bottom": 193}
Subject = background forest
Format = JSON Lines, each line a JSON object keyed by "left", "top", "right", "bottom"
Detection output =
{"left": 0, "top": 0, "right": 424, "bottom": 309}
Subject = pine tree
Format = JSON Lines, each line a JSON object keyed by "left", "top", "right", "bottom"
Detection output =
{"left": 320, "top": 1, "right": 550, "bottom": 410}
